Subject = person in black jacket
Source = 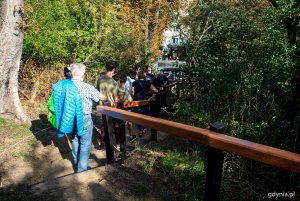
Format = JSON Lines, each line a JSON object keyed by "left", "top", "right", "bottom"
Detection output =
{"left": 132, "top": 72, "right": 158, "bottom": 137}
{"left": 155, "top": 71, "right": 170, "bottom": 87}
{"left": 145, "top": 66, "right": 156, "bottom": 85}
{"left": 155, "top": 71, "right": 170, "bottom": 107}
{"left": 64, "top": 57, "right": 74, "bottom": 79}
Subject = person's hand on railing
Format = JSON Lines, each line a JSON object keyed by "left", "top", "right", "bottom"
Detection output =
{"left": 112, "top": 100, "right": 150, "bottom": 109}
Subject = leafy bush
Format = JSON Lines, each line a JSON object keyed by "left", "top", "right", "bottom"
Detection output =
{"left": 161, "top": 151, "right": 205, "bottom": 188}
{"left": 173, "top": 0, "right": 299, "bottom": 152}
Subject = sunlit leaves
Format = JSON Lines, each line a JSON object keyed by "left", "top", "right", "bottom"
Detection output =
{"left": 174, "top": 0, "right": 298, "bottom": 149}
{"left": 22, "top": 0, "right": 172, "bottom": 75}
{"left": 23, "top": 0, "right": 98, "bottom": 62}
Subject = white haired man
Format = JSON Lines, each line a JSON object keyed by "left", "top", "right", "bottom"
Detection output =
{"left": 70, "top": 63, "right": 103, "bottom": 172}
{"left": 53, "top": 63, "right": 102, "bottom": 172}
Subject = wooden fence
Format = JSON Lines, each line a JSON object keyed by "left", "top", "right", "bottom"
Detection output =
{"left": 97, "top": 105, "right": 300, "bottom": 201}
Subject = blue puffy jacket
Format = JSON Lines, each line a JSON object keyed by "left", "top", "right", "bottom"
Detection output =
{"left": 53, "top": 79, "right": 84, "bottom": 138}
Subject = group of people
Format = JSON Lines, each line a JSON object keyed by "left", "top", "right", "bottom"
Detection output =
{"left": 52, "top": 58, "right": 170, "bottom": 173}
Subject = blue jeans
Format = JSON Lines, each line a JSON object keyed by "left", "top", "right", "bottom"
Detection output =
{"left": 71, "top": 114, "right": 93, "bottom": 172}
{"left": 132, "top": 105, "right": 149, "bottom": 132}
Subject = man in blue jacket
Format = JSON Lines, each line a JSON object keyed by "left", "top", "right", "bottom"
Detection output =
{"left": 54, "top": 63, "right": 102, "bottom": 172}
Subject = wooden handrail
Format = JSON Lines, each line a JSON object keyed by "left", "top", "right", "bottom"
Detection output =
{"left": 97, "top": 105, "right": 300, "bottom": 173}
{"left": 111, "top": 100, "right": 150, "bottom": 109}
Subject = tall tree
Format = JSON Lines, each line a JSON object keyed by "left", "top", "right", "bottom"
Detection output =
{"left": 176, "top": 0, "right": 300, "bottom": 149}
{"left": 268, "top": 0, "right": 300, "bottom": 135}
{"left": 121, "top": 0, "right": 180, "bottom": 58}
{"left": 268, "top": 0, "right": 299, "bottom": 44}
{"left": 0, "top": 0, "right": 30, "bottom": 123}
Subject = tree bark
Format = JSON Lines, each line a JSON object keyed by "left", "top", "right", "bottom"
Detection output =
{"left": 0, "top": 0, "right": 30, "bottom": 123}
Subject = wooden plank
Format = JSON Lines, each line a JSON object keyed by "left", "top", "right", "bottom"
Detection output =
{"left": 111, "top": 100, "right": 150, "bottom": 109}
{"left": 204, "top": 147, "right": 223, "bottom": 201}
{"left": 96, "top": 106, "right": 300, "bottom": 173}
{"left": 102, "top": 114, "right": 114, "bottom": 164}
{"left": 149, "top": 93, "right": 160, "bottom": 142}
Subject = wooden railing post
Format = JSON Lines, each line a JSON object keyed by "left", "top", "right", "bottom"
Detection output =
{"left": 102, "top": 114, "right": 115, "bottom": 164}
{"left": 119, "top": 120, "right": 126, "bottom": 152}
{"left": 149, "top": 93, "right": 161, "bottom": 142}
{"left": 161, "top": 89, "right": 167, "bottom": 108}
{"left": 204, "top": 122, "right": 226, "bottom": 201}
{"left": 116, "top": 103, "right": 127, "bottom": 152}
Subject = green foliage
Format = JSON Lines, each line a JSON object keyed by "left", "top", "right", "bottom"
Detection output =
{"left": 147, "top": 147, "right": 206, "bottom": 201}
{"left": 129, "top": 183, "right": 150, "bottom": 196}
{"left": 168, "top": 2, "right": 300, "bottom": 198}
{"left": 173, "top": 99, "right": 211, "bottom": 128}
{"left": 161, "top": 151, "right": 205, "bottom": 184}
{"left": 0, "top": 117, "right": 7, "bottom": 124}
{"left": 0, "top": 116, "right": 37, "bottom": 160}
{"left": 0, "top": 193, "right": 23, "bottom": 201}
{"left": 24, "top": 0, "right": 96, "bottom": 62}
{"left": 22, "top": 0, "right": 149, "bottom": 87}
{"left": 93, "top": 2, "right": 146, "bottom": 72}
{"left": 174, "top": 0, "right": 299, "bottom": 152}
{"left": 143, "top": 160, "right": 155, "bottom": 172}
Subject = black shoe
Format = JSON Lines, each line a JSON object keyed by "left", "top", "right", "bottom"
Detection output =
{"left": 129, "top": 135, "right": 137, "bottom": 142}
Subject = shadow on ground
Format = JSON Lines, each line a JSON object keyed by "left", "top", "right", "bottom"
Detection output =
{"left": 30, "top": 114, "right": 73, "bottom": 162}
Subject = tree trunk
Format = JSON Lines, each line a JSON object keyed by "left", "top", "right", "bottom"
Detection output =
{"left": 0, "top": 0, "right": 30, "bottom": 123}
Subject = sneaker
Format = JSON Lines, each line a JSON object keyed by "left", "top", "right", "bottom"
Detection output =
{"left": 129, "top": 135, "right": 137, "bottom": 142}
{"left": 113, "top": 144, "right": 120, "bottom": 152}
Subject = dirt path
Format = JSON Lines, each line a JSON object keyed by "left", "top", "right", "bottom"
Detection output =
{"left": 0, "top": 103, "right": 174, "bottom": 201}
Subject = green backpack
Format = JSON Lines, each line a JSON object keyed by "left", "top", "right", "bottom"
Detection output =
{"left": 47, "top": 91, "right": 57, "bottom": 128}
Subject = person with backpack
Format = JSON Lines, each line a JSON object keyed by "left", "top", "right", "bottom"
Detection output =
{"left": 132, "top": 72, "right": 158, "bottom": 137}
{"left": 145, "top": 66, "right": 156, "bottom": 85}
